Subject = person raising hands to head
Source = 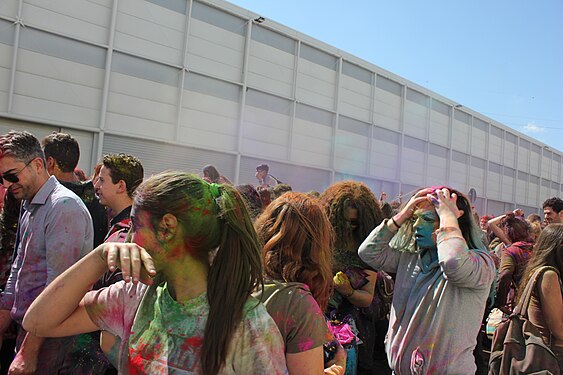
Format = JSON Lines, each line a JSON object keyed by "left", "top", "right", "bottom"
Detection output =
{"left": 359, "top": 187, "right": 495, "bottom": 374}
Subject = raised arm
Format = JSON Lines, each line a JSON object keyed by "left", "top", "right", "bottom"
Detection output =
{"left": 359, "top": 189, "right": 432, "bottom": 272}
{"left": 432, "top": 188, "right": 495, "bottom": 289}
{"left": 487, "top": 213, "right": 511, "bottom": 246}
{"left": 23, "top": 243, "right": 155, "bottom": 338}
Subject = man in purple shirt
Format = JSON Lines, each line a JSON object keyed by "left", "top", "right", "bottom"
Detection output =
{"left": 0, "top": 131, "right": 93, "bottom": 374}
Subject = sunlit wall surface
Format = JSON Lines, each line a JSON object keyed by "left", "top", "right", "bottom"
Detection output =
{"left": 0, "top": 0, "right": 561, "bottom": 215}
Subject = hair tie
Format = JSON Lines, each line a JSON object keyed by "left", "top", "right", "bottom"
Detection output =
{"left": 209, "top": 183, "right": 224, "bottom": 211}
{"left": 209, "top": 183, "right": 220, "bottom": 198}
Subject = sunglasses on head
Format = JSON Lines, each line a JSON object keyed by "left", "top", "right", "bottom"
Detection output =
{"left": 0, "top": 159, "right": 34, "bottom": 185}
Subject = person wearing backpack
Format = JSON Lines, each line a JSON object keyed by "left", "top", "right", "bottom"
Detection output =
{"left": 516, "top": 224, "right": 562, "bottom": 369}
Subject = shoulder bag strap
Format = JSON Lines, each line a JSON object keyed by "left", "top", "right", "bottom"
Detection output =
{"left": 513, "top": 266, "right": 558, "bottom": 318}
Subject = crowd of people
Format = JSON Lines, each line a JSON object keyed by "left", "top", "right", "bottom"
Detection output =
{"left": 0, "top": 129, "right": 560, "bottom": 374}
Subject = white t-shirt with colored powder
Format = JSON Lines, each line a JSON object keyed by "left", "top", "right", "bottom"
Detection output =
{"left": 84, "top": 280, "right": 288, "bottom": 374}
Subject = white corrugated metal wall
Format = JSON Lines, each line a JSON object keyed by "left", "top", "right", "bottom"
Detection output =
{"left": 0, "top": 0, "right": 561, "bottom": 215}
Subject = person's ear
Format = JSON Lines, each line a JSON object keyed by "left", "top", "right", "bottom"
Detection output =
{"left": 32, "top": 157, "right": 46, "bottom": 174}
{"left": 45, "top": 156, "right": 56, "bottom": 174}
{"left": 157, "top": 213, "right": 179, "bottom": 242}
{"left": 116, "top": 180, "right": 127, "bottom": 194}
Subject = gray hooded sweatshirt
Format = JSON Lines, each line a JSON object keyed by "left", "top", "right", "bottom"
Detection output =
{"left": 359, "top": 221, "right": 495, "bottom": 375}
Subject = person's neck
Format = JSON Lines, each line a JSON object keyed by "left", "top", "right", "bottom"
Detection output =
{"left": 419, "top": 246, "right": 438, "bottom": 261}
{"left": 28, "top": 173, "right": 51, "bottom": 200}
{"left": 162, "top": 253, "right": 209, "bottom": 302}
{"left": 109, "top": 198, "right": 133, "bottom": 216}
{"left": 54, "top": 171, "right": 79, "bottom": 183}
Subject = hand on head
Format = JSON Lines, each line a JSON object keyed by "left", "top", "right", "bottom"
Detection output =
{"left": 513, "top": 208, "right": 524, "bottom": 217}
{"left": 428, "top": 188, "right": 464, "bottom": 219}
{"left": 400, "top": 188, "right": 434, "bottom": 219}
{"left": 98, "top": 242, "right": 157, "bottom": 284}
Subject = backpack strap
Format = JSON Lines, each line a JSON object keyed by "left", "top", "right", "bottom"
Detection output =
{"left": 513, "top": 265, "right": 558, "bottom": 319}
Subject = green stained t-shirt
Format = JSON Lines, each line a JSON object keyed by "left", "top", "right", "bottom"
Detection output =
{"left": 84, "top": 280, "right": 288, "bottom": 375}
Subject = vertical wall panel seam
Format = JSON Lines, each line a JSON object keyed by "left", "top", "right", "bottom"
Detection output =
{"left": 287, "top": 40, "right": 300, "bottom": 161}
{"left": 366, "top": 71, "right": 375, "bottom": 177}
{"left": 96, "top": 0, "right": 119, "bottom": 162}
{"left": 483, "top": 121, "right": 490, "bottom": 212}
{"left": 6, "top": 0, "right": 24, "bottom": 113}
{"left": 423, "top": 96, "right": 430, "bottom": 186}
{"left": 330, "top": 56, "right": 343, "bottom": 184}
{"left": 397, "top": 85, "right": 405, "bottom": 196}
{"left": 174, "top": 0, "right": 193, "bottom": 142}
{"left": 234, "top": 19, "right": 252, "bottom": 185}
{"left": 446, "top": 105, "right": 453, "bottom": 188}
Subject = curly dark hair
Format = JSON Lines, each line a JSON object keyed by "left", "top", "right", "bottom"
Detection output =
{"left": 543, "top": 197, "right": 563, "bottom": 213}
{"left": 272, "top": 183, "right": 292, "bottom": 199}
{"left": 320, "top": 180, "right": 383, "bottom": 250}
{"left": 41, "top": 132, "right": 80, "bottom": 173}
{"left": 236, "top": 184, "right": 262, "bottom": 220}
{"left": 102, "top": 153, "right": 144, "bottom": 197}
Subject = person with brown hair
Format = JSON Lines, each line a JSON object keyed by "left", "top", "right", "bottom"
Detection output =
{"left": 23, "top": 172, "right": 287, "bottom": 375}
{"left": 515, "top": 223, "right": 563, "bottom": 368}
{"left": 488, "top": 210, "right": 535, "bottom": 313}
{"left": 320, "top": 181, "right": 389, "bottom": 375}
{"left": 254, "top": 192, "right": 345, "bottom": 375}
{"left": 202, "top": 165, "right": 232, "bottom": 185}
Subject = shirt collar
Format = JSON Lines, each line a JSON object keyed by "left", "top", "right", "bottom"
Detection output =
{"left": 24, "top": 176, "right": 58, "bottom": 210}
{"left": 419, "top": 247, "right": 439, "bottom": 273}
{"left": 110, "top": 205, "right": 132, "bottom": 227}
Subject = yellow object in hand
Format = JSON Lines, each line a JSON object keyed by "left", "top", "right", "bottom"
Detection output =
{"left": 333, "top": 271, "right": 349, "bottom": 286}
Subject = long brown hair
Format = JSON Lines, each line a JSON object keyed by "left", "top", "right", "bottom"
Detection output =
{"left": 255, "top": 192, "right": 333, "bottom": 310}
{"left": 134, "top": 172, "right": 262, "bottom": 375}
{"left": 517, "top": 223, "right": 563, "bottom": 304}
{"left": 320, "top": 181, "right": 383, "bottom": 250}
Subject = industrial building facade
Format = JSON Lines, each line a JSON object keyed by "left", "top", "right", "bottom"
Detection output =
{"left": 0, "top": 0, "right": 561, "bottom": 215}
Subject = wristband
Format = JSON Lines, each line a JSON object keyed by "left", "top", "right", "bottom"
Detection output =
{"left": 391, "top": 217, "right": 401, "bottom": 229}
{"left": 436, "top": 226, "right": 461, "bottom": 234}
{"left": 344, "top": 289, "right": 355, "bottom": 298}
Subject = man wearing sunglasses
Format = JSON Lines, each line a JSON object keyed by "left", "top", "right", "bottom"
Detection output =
{"left": 0, "top": 131, "right": 93, "bottom": 374}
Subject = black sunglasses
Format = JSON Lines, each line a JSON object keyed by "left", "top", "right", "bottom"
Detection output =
{"left": 0, "top": 159, "right": 34, "bottom": 185}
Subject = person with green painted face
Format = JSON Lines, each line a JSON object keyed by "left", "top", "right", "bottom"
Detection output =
{"left": 358, "top": 187, "right": 496, "bottom": 375}
{"left": 22, "top": 172, "right": 287, "bottom": 375}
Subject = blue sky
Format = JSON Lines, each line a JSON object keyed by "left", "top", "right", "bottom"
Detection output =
{"left": 227, "top": 0, "right": 563, "bottom": 153}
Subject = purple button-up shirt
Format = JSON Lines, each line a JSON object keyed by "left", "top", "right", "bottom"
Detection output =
{"left": 0, "top": 176, "right": 93, "bottom": 324}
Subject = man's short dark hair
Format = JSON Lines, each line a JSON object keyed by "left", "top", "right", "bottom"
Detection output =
{"left": 102, "top": 153, "right": 144, "bottom": 197}
{"left": 272, "top": 183, "right": 292, "bottom": 199}
{"left": 256, "top": 163, "right": 269, "bottom": 172}
{"left": 42, "top": 132, "right": 80, "bottom": 173}
{"left": 0, "top": 131, "right": 45, "bottom": 163}
{"left": 542, "top": 197, "right": 563, "bottom": 213}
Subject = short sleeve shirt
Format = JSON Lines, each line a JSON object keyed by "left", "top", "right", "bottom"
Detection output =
{"left": 84, "top": 280, "right": 287, "bottom": 374}
{"left": 253, "top": 281, "right": 333, "bottom": 353}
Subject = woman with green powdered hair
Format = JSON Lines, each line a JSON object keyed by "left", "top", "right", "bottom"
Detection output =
{"left": 23, "top": 171, "right": 287, "bottom": 375}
